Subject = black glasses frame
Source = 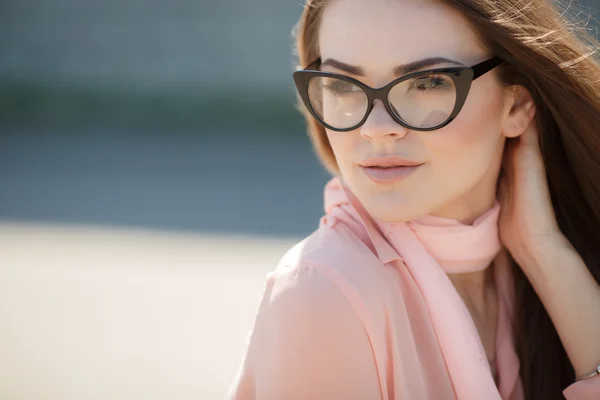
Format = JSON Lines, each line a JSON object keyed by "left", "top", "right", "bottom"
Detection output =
{"left": 292, "top": 57, "right": 504, "bottom": 132}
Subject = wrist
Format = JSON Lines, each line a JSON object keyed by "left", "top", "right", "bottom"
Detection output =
{"left": 576, "top": 363, "right": 600, "bottom": 382}
{"left": 516, "top": 232, "right": 573, "bottom": 270}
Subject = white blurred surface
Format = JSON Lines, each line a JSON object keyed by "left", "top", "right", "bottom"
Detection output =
{"left": 0, "top": 222, "right": 298, "bottom": 400}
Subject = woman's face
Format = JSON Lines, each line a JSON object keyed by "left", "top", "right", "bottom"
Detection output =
{"left": 318, "top": 0, "right": 516, "bottom": 223}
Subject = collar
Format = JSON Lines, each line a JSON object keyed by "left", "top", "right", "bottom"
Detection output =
{"left": 324, "top": 177, "right": 402, "bottom": 265}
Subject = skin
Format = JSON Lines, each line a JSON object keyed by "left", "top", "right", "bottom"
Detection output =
{"left": 318, "top": 0, "right": 535, "bottom": 362}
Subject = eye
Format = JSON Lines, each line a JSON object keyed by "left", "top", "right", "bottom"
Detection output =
{"left": 322, "top": 79, "right": 361, "bottom": 94}
{"left": 409, "top": 74, "right": 448, "bottom": 91}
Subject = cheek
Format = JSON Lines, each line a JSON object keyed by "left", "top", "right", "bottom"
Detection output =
{"left": 424, "top": 89, "right": 505, "bottom": 174}
{"left": 326, "top": 130, "right": 360, "bottom": 169}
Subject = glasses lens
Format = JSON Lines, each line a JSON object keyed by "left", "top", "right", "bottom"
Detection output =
{"left": 308, "top": 76, "right": 368, "bottom": 129}
{"left": 388, "top": 73, "right": 457, "bottom": 129}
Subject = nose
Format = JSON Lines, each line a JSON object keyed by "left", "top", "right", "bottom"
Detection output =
{"left": 359, "top": 100, "right": 409, "bottom": 141}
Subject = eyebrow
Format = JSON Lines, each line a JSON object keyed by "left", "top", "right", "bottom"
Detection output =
{"left": 320, "top": 57, "right": 464, "bottom": 77}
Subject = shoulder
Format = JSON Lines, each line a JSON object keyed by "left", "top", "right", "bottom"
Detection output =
{"left": 272, "top": 217, "right": 381, "bottom": 282}
{"left": 231, "top": 225, "right": 386, "bottom": 400}
{"left": 264, "top": 221, "right": 391, "bottom": 328}
{"left": 256, "top": 226, "right": 384, "bottom": 358}
{"left": 247, "top": 227, "right": 373, "bottom": 352}
{"left": 236, "top": 228, "right": 386, "bottom": 400}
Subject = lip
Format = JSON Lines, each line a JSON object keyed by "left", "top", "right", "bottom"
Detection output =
{"left": 360, "top": 156, "right": 423, "bottom": 168}
{"left": 359, "top": 156, "right": 424, "bottom": 184}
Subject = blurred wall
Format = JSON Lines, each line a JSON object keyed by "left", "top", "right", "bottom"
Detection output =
{"left": 0, "top": 0, "right": 300, "bottom": 90}
{"left": 0, "top": 0, "right": 305, "bottom": 134}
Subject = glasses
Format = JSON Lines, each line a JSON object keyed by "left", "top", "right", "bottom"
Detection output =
{"left": 293, "top": 57, "right": 504, "bottom": 132}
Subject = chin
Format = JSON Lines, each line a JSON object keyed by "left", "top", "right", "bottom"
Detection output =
{"left": 360, "top": 194, "right": 421, "bottom": 223}
{"left": 343, "top": 175, "right": 426, "bottom": 222}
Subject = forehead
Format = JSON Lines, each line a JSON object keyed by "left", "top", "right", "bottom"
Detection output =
{"left": 318, "top": 0, "right": 486, "bottom": 72}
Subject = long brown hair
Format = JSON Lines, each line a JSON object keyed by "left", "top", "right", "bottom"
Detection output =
{"left": 293, "top": 0, "right": 600, "bottom": 398}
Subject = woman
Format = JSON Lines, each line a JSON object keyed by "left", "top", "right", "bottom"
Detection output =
{"left": 229, "top": 0, "right": 600, "bottom": 398}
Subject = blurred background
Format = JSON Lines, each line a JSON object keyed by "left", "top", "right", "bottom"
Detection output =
{"left": 0, "top": 0, "right": 598, "bottom": 399}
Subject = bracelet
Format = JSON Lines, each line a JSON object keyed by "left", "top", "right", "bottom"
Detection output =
{"left": 576, "top": 364, "right": 600, "bottom": 382}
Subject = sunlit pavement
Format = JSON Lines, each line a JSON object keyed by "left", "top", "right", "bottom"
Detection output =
{"left": 0, "top": 222, "right": 299, "bottom": 400}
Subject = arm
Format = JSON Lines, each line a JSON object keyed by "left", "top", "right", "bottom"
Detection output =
{"left": 228, "top": 262, "right": 382, "bottom": 400}
{"left": 494, "top": 117, "right": 600, "bottom": 397}
{"left": 519, "top": 237, "right": 600, "bottom": 398}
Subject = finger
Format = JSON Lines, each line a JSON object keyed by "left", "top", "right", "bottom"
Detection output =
{"left": 518, "top": 119, "right": 541, "bottom": 151}
{"left": 497, "top": 173, "right": 505, "bottom": 200}
{"left": 497, "top": 172, "right": 510, "bottom": 206}
{"left": 517, "top": 123, "right": 547, "bottom": 179}
{"left": 503, "top": 138, "right": 517, "bottom": 185}
{"left": 501, "top": 139, "right": 511, "bottom": 173}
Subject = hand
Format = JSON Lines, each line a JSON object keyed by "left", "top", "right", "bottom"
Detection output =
{"left": 497, "top": 119, "right": 568, "bottom": 267}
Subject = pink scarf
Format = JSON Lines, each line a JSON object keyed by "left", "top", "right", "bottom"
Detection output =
{"left": 326, "top": 178, "right": 523, "bottom": 400}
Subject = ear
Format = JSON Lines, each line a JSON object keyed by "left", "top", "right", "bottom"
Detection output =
{"left": 501, "top": 85, "right": 536, "bottom": 138}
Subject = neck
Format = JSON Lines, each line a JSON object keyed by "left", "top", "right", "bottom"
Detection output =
{"left": 429, "top": 191, "right": 498, "bottom": 225}
{"left": 448, "top": 262, "right": 496, "bottom": 313}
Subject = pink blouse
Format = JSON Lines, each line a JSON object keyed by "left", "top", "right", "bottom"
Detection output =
{"left": 229, "top": 177, "right": 600, "bottom": 399}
